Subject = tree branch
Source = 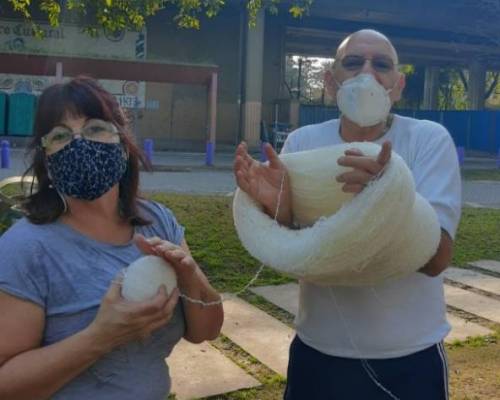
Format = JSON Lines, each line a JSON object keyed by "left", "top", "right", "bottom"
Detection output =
{"left": 485, "top": 72, "right": 500, "bottom": 99}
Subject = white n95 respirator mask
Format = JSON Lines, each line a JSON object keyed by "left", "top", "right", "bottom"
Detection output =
{"left": 336, "top": 73, "right": 395, "bottom": 127}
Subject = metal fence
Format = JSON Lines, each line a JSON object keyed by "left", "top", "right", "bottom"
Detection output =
{"left": 299, "top": 105, "right": 500, "bottom": 155}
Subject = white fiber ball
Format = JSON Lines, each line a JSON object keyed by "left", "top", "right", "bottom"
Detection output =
{"left": 121, "top": 255, "right": 177, "bottom": 301}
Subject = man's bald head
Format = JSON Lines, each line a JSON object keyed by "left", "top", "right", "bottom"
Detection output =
{"left": 335, "top": 29, "right": 399, "bottom": 65}
{"left": 325, "top": 29, "right": 405, "bottom": 107}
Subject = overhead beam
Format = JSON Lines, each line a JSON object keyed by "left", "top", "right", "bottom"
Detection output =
{"left": 0, "top": 53, "right": 218, "bottom": 85}
{"left": 286, "top": 27, "right": 500, "bottom": 58}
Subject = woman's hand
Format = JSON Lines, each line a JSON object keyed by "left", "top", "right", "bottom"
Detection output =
{"left": 134, "top": 234, "right": 224, "bottom": 343}
{"left": 234, "top": 142, "right": 293, "bottom": 226}
{"left": 86, "top": 278, "right": 179, "bottom": 352}
{"left": 134, "top": 235, "right": 198, "bottom": 289}
{"left": 336, "top": 141, "right": 392, "bottom": 194}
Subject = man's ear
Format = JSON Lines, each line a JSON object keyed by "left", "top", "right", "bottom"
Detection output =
{"left": 324, "top": 70, "right": 338, "bottom": 100}
{"left": 392, "top": 72, "right": 406, "bottom": 102}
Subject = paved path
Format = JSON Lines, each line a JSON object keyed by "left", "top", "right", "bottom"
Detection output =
{"left": 220, "top": 296, "right": 294, "bottom": 377}
{"left": 462, "top": 181, "right": 500, "bottom": 209}
{"left": 444, "top": 285, "right": 500, "bottom": 324}
{"left": 252, "top": 279, "right": 497, "bottom": 343}
{"left": 444, "top": 267, "right": 500, "bottom": 294}
{"left": 168, "top": 340, "right": 260, "bottom": 400}
{"left": 470, "top": 260, "right": 500, "bottom": 274}
{"left": 2, "top": 149, "right": 500, "bottom": 207}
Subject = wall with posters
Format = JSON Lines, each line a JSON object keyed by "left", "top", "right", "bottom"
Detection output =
{"left": 0, "top": 18, "right": 147, "bottom": 114}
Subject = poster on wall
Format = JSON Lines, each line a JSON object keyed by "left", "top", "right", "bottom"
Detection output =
{"left": 0, "top": 74, "right": 146, "bottom": 109}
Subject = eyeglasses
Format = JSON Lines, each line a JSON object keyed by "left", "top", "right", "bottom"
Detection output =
{"left": 340, "top": 55, "right": 396, "bottom": 73}
{"left": 41, "top": 119, "right": 120, "bottom": 154}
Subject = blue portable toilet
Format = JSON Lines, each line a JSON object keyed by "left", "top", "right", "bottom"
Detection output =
{"left": 7, "top": 92, "right": 37, "bottom": 136}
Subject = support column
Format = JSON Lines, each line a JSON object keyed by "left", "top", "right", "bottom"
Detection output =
{"left": 242, "top": 10, "right": 265, "bottom": 147}
{"left": 468, "top": 60, "right": 486, "bottom": 110}
{"left": 423, "top": 66, "right": 439, "bottom": 110}
{"left": 205, "top": 72, "right": 218, "bottom": 166}
{"left": 55, "top": 62, "right": 63, "bottom": 83}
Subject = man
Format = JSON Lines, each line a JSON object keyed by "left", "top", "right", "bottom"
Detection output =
{"left": 234, "top": 29, "right": 461, "bottom": 399}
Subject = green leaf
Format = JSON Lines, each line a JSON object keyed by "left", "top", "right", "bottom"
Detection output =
{"left": 6, "top": 0, "right": 313, "bottom": 33}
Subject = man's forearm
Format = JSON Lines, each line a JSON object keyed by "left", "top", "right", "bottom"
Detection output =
{"left": 419, "top": 230, "right": 453, "bottom": 277}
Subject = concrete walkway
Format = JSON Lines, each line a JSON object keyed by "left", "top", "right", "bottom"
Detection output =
{"left": 168, "top": 340, "right": 260, "bottom": 400}
{"left": 252, "top": 276, "right": 497, "bottom": 344}
{"left": 470, "top": 260, "right": 500, "bottom": 274}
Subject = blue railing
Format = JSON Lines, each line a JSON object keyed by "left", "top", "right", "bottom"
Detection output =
{"left": 299, "top": 105, "right": 500, "bottom": 154}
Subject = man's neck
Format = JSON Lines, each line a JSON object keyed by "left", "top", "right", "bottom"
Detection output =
{"left": 339, "top": 115, "right": 390, "bottom": 142}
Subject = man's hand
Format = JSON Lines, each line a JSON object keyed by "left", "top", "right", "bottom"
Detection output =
{"left": 233, "top": 142, "right": 293, "bottom": 226}
{"left": 336, "top": 141, "right": 392, "bottom": 194}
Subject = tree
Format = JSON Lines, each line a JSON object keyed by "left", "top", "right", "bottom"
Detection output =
{"left": 394, "top": 64, "right": 425, "bottom": 110}
{"left": 285, "top": 55, "right": 334, "bottom": 105}
{"left": 5, "top": 0, "right": 314, "bottom": 36}
{"left": 445, "top": 0, "right": 500, "bottom": 109}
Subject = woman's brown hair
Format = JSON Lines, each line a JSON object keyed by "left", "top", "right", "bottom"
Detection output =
{"left": 23, "top": 75, "right": 151, "bottom": 225}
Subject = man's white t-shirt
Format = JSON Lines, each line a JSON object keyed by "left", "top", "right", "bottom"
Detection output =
{"left": 281, "top": 114, "right": 462, "bottom": 359}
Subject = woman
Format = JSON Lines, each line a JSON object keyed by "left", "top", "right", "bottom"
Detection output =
{"left": 0, "top": 76, "right": 223, "bottom": 400}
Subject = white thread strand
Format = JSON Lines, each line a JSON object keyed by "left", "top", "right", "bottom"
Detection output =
{"left": 180, "top": 172, "right": 287, "bottom": 307}
{"left": 328, "top": 288, "right": 400, "bottom": 400}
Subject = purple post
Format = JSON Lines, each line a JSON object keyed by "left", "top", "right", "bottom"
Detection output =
{"left": 456, "top": 146, "right": 465, "bottom": 167}
{"left": 143, "top": 139, "right": 153, "bottom": 165}
{"left": 260, "top": 142, "right": 268, "bottom": 162}
{"left": 1, "top": 140, "right": 10, "bottom": 169}
{"left": 205, "top": 141, "right": 214, "bottom": 166}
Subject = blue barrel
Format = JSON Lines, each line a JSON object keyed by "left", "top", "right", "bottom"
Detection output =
{"left": 0, "top": 92, "right": 7, "bottom": 135}
{"left": 7, "top": 92, "right": 37, "bottom": 136}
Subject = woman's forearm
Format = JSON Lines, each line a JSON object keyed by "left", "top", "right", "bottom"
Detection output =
{"left": 0, "top": 327, "right": 110, "bottom": 400}
{"left": 180, "top": 268, "right": 223, "bottom": 343}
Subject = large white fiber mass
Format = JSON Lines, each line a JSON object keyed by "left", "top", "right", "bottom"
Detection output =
{"left": 233, "top": 142, "right": 441, "bottom": 286}
{"left": 122, "top": 255, "right": 177, "bottom": 301}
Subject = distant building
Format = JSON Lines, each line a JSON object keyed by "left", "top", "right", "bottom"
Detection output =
{"left": 1, "top": 0, "right": 499, "bottom": 151}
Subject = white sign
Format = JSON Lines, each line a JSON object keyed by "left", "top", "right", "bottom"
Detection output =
{"left": 100, "top": 79, "right": 146, "bottom": 109}
{"left": 0, "top": 19, "right": 146, "bottom": 59}
{"left": 0, "top": 19, "right": 147, "bottom": 108}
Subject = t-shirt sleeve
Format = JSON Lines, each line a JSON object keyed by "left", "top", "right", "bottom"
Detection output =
{"left": 281, "top": 129, "right": 301, "bottom": 155}
{"left": 146, "top": 201, "right": 185, "bottom": 245}
{"left": 0, "top": 223, "right": 47, "bottom": 307}
{"left": 413, "top": 124, "right": 462, "bottom": 239}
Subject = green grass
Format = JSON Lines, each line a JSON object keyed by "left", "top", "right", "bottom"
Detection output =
{"left": 462, "top": 169, "right": 500, "bottom": 181}
{"left": 0, "top": 182, "right": 28, "bottom": 234}
{"left": 150, "top": 193, "right": 293, "bottom": 293}
{"left": 452, "top": 208, "right": 500, "bottom": 267}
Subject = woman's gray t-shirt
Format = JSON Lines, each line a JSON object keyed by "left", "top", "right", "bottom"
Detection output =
{"left": 0, "top": 200, "right": 186, "bottom": 399}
